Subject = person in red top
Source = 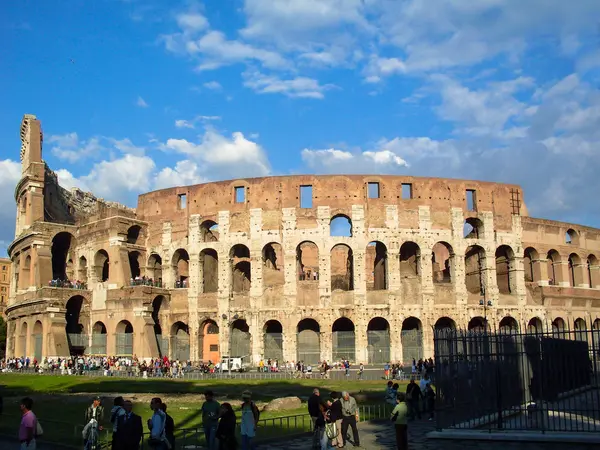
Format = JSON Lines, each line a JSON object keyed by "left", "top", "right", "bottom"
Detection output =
{"left": 19, "top": 397, "right": 37, "bottom": 449}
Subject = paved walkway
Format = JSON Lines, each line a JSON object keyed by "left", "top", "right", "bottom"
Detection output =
{"left": 256, "top": 419, "right": 597, "bottom": 449}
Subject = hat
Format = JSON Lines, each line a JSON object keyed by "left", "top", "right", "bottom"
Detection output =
{"left": 242, "top": 390, "right": 252, "bottom": 399}
{"left": 93, "top": 396, "right": 101, "bottom": 401}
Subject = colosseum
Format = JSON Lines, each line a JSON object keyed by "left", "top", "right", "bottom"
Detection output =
{"left": 5, "top": 114, "right": 600, "bottom": 365}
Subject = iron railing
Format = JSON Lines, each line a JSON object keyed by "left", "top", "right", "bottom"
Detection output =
{"left": 433, "top": 326, "right": 600, "bottom": 433}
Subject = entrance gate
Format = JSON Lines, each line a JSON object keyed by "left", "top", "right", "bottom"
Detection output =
{"left": 231, "top": 328, "right": 251, "bottom": 358}
{"left": 264, "top": 332, "right": 283, "bottom": 361}
{"left": 297, "top": 330, "right": 320, "bottom": 364}
{"left": 115, "top": 333, "right": 133, "bottom": 356}
{"left": 332, "top": 331, "right": 355, "bottom": 362}
{"left": 367, "top": 330, "right": 390, "bottom": 364}
{"left": 401, "top": 329, "right": 423, "bottom": 364}
{"left": 171, "top": 332, "right": 190, "bottom": 361}
{"left": 33, "top": 334, "right": 43, "bottom": 361}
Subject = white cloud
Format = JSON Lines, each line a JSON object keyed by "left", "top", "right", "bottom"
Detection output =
{"left": 203, "top": 81, "right": 222, "bottom": 90}
{"left": 243, "top": 71, "right": 336, "bottom": 99}
{"left": 136, "top": 96, "right": 149, "bottom": 108}
{"left": 0, "top": 159, "right": 21, "bottom": 254}
{"left": 108, "top": 138, "right": 146, "bottom": 156}
{"left": 175, "top": 119, "right": 195, "bottom": 129}
{"left": 154, "top": 160, "right": 205, "bottom": 190}
{"left": 48, "top": 133, "right": 104, "bottom": 163}
{"left": 363, "top": 150, "right": 408, "bottom": 167}
{"left": 176, "top": 12, "right": 208, "bottom": 33}
{"left": 174, "top": 116, "right": 221, "bottom": 129}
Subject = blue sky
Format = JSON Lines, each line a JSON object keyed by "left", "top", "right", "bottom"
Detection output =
{"left": 1, "top": 0, "right": 600, "bottom": 255}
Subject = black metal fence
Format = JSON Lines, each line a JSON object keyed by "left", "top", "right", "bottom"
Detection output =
{"left": 433, "top": 326, "right": 600, "bottom": 433}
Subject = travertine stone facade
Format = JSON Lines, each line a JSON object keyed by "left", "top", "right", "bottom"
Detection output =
{"left": 0, "top": 257, "right": 10, "bottom": 315}
{"left": 6, "top": 115, "right": 600, "bottom": 364}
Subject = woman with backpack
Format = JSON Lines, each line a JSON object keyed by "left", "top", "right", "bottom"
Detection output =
{"left": 240, "top": 391, "right": 259, "bottom": 450}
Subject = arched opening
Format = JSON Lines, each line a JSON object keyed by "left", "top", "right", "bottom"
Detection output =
{"left": 399, "top": 242, "right": 420, "bottom": 277}
{"left": 201, "top": 220, "right": 219, "bottom": 242}
{"left": 262, "top": 242, "right": 284, "bottom": 287}
{"left": 434, "top": 317, "right": 457, "bottom": 358}
{"left": 94, "top": 250, "right": 109, "bottom": 282}
{"left": 172, "top": 249, "right": 190, "bottom": 288}
{"left": 199, "top": 320, "right": 219, "bottom": 363}
{"left": 465, "top": 245, "right": 486, "bottom": 294}
{"left": 547, "top": 250, "right": 562, "bottom": 285}
{"left": 435, "top": 317, "right": 456, "bottom": 331}
{"left": 495, "top": 245, "right": 515, "bottom": 294}
{"left": 527, "top": 317, "right": 543, "bottom": 334}
{"left": 66, "top": 258, "right": 74, "bottom": 280}
{"left": 51, "top": 232, "right": 75, "bottom": 280}
{"left": 115, "top": 320, "right": 133, "bottom": 355}
{"left": 588, "top": 255, "right": 598, "bottom": 288}
{"left": 464, "top": 218, "right": 483, "bottom": 239}
{"left": 152, "top": 295, "right": 168, "bottom": 357}
{"left": 366, "top": 241, "right": 387, "bottom": 290}
{"left": 593, "top": 319, "right": 600, "bottom": 355}
{"left": 91, "top": 321, "right": 107, "bottom": 355}
{"left": 367, "top": 317, "right": 390, "bottom": 364}
{"left": 332, "top": 317, "right": 355, "bottom": 362}
{"left": 297, "top": 241, "right": 319, "bottom": 281}
{"left": 128, "top": 251, "right": 142, "bottom": 279}
{"left": 200, "top": 249, "right": 218, "bottom": 293}
{"left": 330, "top": 214, "right": 352, "bottom": 237}
{"left": 566, "top": 228, "right": 579, "bottom": 245}
{"left": 263, "top": 320, "right": 283, "bottom": 361}
{"left": 230, "top": 244, "right": 251, "bottom": 293}
{"left": 468, "top": 316, "right": 487, "bottom": 331}
{"left": 170, "top": 322, "right": 190, "bottom": 361}
{"left": 574, "top": 318, "right": 587, "bottom": 342}
{"left": 126, "top": 225, "right": 141, "bottom": 245}
{"left": 552, "top": 317, "right": 566, "bottom": 336}
{"left": 147, "top": 254, "right": 163, "bottom": 285}
{"left": 18, "top": 322, "right": 28, "bottom": 357}
{"left": 297, "top": 318, "right": 320, "bottom": 364}
{"left": 230, "top": 319, "right": 251, "bottom": 358}
{"left": 78, "top": 256, "right": 88, "bottom": 283}
{"left": 32, "top": 321, "right": 43, "bottom": 361}
{"left": 401, "top": 317, "right": 423, "bottom": 365}
{"left": 568, "top": 253, "right": 583, "bottom": 287}
{"left": 432, "top": 242, "right": 453, "bottom": 283}
{"left": 499, "top": 316, "right": 519, "bottom": 333}
{"left": 65, "top": 295, "right": 86, "bottom": 355}
{"left": 22, "top": 255, "right": 31, "bottom": 289}
{"left": 330, "top": 244, "right": 353, "bottom": 291}
{"left": 524, "top": 247, "right": 539, "bottom": 283}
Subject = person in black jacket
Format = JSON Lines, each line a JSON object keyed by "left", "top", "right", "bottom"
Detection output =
{"left": 406, "top": 378, "right": 422, "bottom": 420}
{"left": 117, "top": 400, "right": 143, "bottom": 450}
{"left": 216, "top": 402, "right": 237, "bottom": 450}
{"left": 328, "top": 392, "right": 343, "bottom": 449}
{"left": 307, "top": 388, "right": 323, "bottom": 449}
{"left": 160, "top": 403, "right": 175, "bottom": 449}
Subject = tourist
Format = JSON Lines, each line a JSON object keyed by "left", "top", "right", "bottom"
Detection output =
{"left": 147, "top": 397, "right": 168, "bottom": 450}
{"left": 307, "top": 388, "right": 322, "bottom": 448}
{"left": 391, "top": 393, "right": 409, "bottom": 450}
{"left": 384, "top": 362, "right": 390, "bottom": 380}
{"left": 340, "top": 391, "right": 360, "bottom": 448}
{"left": 328, "top": 392, "right": 343, "bottom": 449}
{"left": 216, "top": 402, "right": 237, "bottom": 450}
{"left": 315, "top": 403, "right": 330, "bottom": 450}
{"left": 110, "top": 396, "right": 126, "bottom": 450}
{"left": 201, "top": 390, "right": 220, "bottom": 450}
{"left": 19, "top": 397, "right": 38, "bottom": 450}
{"left": 419, "top": 375, "right": 431, "bottom": 413}
{"left": 425, "top": 384, "right": 435, "bottom": 421}
{"left": 160, "top": 403, "right": 175, "bottom": 449}
{"left": 357, "top": 363, "right": 364, "bottom": 381}
{"left": 405, "top": 378, "right": 422, "bottom": 420}
{"left": 118, "top": 400, "right": 143, "bottom": 450}
{"left": 85, "top": 396, "right": 105, "bottom": 427}
{"left": 240, "top": 391, "right": 260, "bottom": 450}
{"left": 84, "top": 396, "right": 104, "bottom": 450}
{"left": 385, "top": 381, "right": 396, "bottom": 406}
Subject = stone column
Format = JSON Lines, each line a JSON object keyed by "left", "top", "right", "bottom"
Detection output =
{"left": 282, "top": 208, "right": 297, "bottom": 299}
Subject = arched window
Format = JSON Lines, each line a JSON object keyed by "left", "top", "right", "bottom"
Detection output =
{"left": 464, "top": 218, "right": 484, "bottom": 239}
{"left": 297, "top": 241, "right": 319, "bottom": 281}
{"left": 399, "top": 242, "right": 420, "bottom": 277}
{"left": 495, "top": 245, "right": 515, "bottom": 294}
{"left": 465, "top": 245, "right": 486, "bottom": 294}
{"left": 172, "top": 249, "right": 190, "bottom": 288}
{"left": 332, "top": 317, "right": 355, "bottom": 362}
{"left": 523, "top": 247, "right": 539, "bottom": 283}
{"left": 52, "top": 232, "right": 75, "bottom": 280}
{"left": 94, "top": 250, "right": 109, "bottom": 282}
{"left": 200, "top": 249, "right": 218, "bottom": 293}
{"left": 366, "top": 241, "right": 387, "bottom": 290}
{"left": 264, "top": 320, "right": 283, "bottom": 361}
{"left": 262, "top": 243, "right": 284, "bottom": 287}
{"left": 330, "top": 215, "right": 352, "bottom": 237}
{"left": 432, "top": 242, "right": 453, "bottom": 283}
{"left": 330, "top": 244, "right": 353, "bottom": 291}
{"left": 230, "top": 245, "right": 251, "bottom": 293}
{"left": 201, "top": 220, "right": 219, "bottom": 242}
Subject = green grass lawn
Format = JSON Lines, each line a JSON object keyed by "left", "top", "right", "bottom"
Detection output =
{"left": 0, "top": 374, "right": 402, "bottom": 447}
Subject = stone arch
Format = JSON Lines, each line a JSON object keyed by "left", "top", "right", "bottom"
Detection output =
{"left": 401, "top": 317, "right": 423, "bottom": 365}
{"left": 568, "top": 253, "right": 583, "bottom": 287}
{"left": 297, "top": 241, "right": 319, "bottom": 281}
{"left": 126, "top": 225, "right": 142, "bottom": 245}
{"left": 465, "top": 245, "right": 486, "bottom": 294}
{"left": 330, "top": 214, "right": 352, "bottom": 237}
{"left": 262, "top": 242, "right": 284, "bottom": 287}
{"left": 201, "top": 220, "right": 219, "bottom": 242}
{"left": 65, "top": 295, "right": 86, "bottom": 355}
{"left": 32, "top": 320, "right": 43, "bottom": 361}
{"left": 263, "top": 320, "right": 283, "bottom": 361}
{"left": 434, "top": 317, "right": 457, "bottom": 358}
{"left": 435, "top": 317, "right": 456, "bottom": 331}
{"left": 198, "top": 319, "right": 219, "bottom": 363}
{"left": 523, "top": 247, "right": 540, "bottom": 283}
{"left": 464, "top": 217, "right": 484, "bottom": 238}
{"left": 115, "top": 320, "right": 133, "bottom": 355}
{"left": 332, "top": 317, "right": 355, "bottom": 362}
{"left": 128, "top": 251, "right": 142, "bottom": 279}
{"left": 18, "top": 322, "right": 28, "bottom": 357}
{"left": 495, "top": 245, "right": 515, "bottom": 294}
{"left": 22, "top": 254, "right": 31, "bottom": 288}
{"left": 230, "top": 244, "right": 251, "bottom": 293}
{"left": 432, "top": 242, "right": 453, "bottom": 283}
{"left": 499, "top": 316, "right": 519, "bottom": 333}
{"left": 297, "top": 318, "right": 320, "bottom": 364}
{"left": 231, "top": 318, "right": 251, "bottom": 359}
{"left": 200, "top": 249, "right": 218, "bottom": 293}
{"left": 593, "top": 319, "right": 600, "bottom": 353}
{"left": 366, "top": 241, "right": 387, "bottom": 290}
{"left": 170, "top": 321, "right": 190, "bottom": 361}
{"left": 468, "top": 316, "right": 487, "bottom": 331}
{"left": 574, "top": 317, "right": 587, "bottom": 341}
{"left": 91, "top": 321, "right": 107, "bottom": 355}
{"left": 399, "top": 242, "right": 420, "bottom": 277}
{"left": 331, "top": 244, "right": 353, "bottom": 291}
{"left": 588, "top": 254, "right": 599, "bottom": 288}
{"left": 547, "top": 250, "right": 562, "bottom": 285}
{"left": 78, "top": 256, "right": 88, "bottom": 283}
{"left": 172, "top": 249, "right": 190, "bottom": 288}
{"left": 367, "top": 317, "right": 390, "bottom": 364}
{"left": 51, "top": 232, "right": 76, "bottom": 280}
{"left": 94, "top": 250, "right": 110, "bottom": 282}
{"left": 552, "top": 317, "right": 566, "bottom": 336}
{"left": 147, "top": 253, "right": 163, "bottom": 284}
{"left": 566, "top": 228, "right": 579, "bottom": 245}
{"left": 527, "top": 317, "right": 543, "bottom": 333}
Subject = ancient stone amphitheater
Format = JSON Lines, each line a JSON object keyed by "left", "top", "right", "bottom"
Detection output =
{"left": 6, "top": 114, "right": 600, "bottom": 365}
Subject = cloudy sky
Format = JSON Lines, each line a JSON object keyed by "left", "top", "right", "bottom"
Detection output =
{"left": 1, "top": 0, "right": 600, "bottom": 256}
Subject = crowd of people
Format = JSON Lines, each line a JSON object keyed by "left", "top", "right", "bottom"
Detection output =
{"left": 48, "top": 278, "right": 87, "bottom": 289}
{"left": 130, "top": 276, "right": 163, "bottom": 288}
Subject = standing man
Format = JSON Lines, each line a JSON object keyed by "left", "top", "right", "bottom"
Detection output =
{"left": 84, "top": 396, "right": 104, "bottom": 450}
{"left": 419, "top": 375, "right": 431, "bottom": 414}
{"left": 147, "top": 397, "right": 168, "bottom": 450}
{"left": 118, "top": 400, "right": 143, "bottom": 450}
{"left": 391, "top": 393, "right": 409, "bottom": 450}
{"left": 357, "top": 363, "right": 364, "bottom": 381}
{"left": 340, "top": 392, "right": 360, "bottom": 448}
{"left": 406, "top": 378, "right": 422, "bottom": 420}
{"left": 328, "top": 392, "right": 343, "bottom": 449}
{"left": 201, "top": 390, "right": 220, "bottom": 450}
{"left": 307, "top": 388, "right": 322, "bottom": 449}
{"left": 19, "top": 397, "right": 37, "bottom": 450}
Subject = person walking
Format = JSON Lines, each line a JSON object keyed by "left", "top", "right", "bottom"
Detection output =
{"left": 201, "top": 390, "right": 221, "bottom": 450}
{"left": 307, "top": 388, "right": 322, "bottom": 449}
{"left": 425, "top": 384, "right": 435, "bottom": 421}
{"left": 19, "top": 397, "right": 38, "bottom": 450}
{"left": 160, "top": 403, "right": 175, "bottom": 449}
{"left": 340, "top": 392, "right": 360, "bottom": 448}
{"left": 216, "top": 403, "right": 237, "bottom": 450}
{"left": 147, "top": 397, "right": 168, "bottom": 450}
{"left": 390, "top": 393, "right": 409, "bottom": 450}
{"left": 110, "top": 397, "right": 126, "bottom": 450}
{"left": 118, "top": 400, "right": 143, "bottom": 450}
{"left": 240, "top": 391, "right": 259, "bottom": 450}
{"left": 406, "top": 378, "right": 422, "bottom": 420}
{"left": 328, "top": 392, "right": 343, "bottom": 449}
{"left": 357, "top": 363, "right": 364, "bottom": 381}
{"left": 419, "top": 375, "right": 431, "bottom": 414}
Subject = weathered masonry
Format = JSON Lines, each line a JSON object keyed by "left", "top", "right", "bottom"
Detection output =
{"left": 6, "top": 114, "right": 600, "bottom": 364}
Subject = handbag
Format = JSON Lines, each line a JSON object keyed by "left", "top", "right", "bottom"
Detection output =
{"left": 325, "top": 422, "right": 336, "bottom": 439}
